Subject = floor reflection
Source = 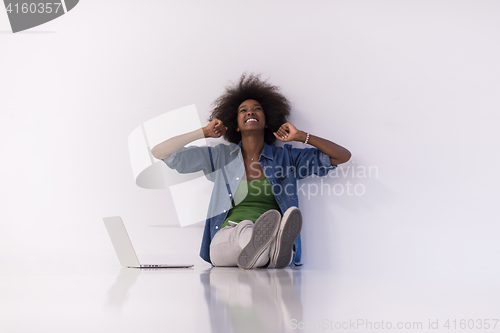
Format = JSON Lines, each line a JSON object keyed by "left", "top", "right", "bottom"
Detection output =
{"left": 200, "top": 267, "right": 303, "bottom": 333}
{"left": 104, "top": 267, "right": 140, "bottom": 314}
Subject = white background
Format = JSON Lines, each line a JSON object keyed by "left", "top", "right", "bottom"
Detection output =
{"left": 1, "top": 0, "right": 499, "bottom": 283}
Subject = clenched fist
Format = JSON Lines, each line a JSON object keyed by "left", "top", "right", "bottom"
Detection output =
{"left": 203, "top": 119, "right": 228, "bottom": 138}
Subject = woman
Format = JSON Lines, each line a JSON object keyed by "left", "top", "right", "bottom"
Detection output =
{"left": 151, "top": 74, "right": 351, "bottom": 269}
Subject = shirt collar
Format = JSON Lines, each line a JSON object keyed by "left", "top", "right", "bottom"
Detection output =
{"left": 235, "top": 141, "right": 274, "bottom": 161}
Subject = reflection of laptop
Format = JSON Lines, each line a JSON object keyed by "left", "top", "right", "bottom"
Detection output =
{"left": 103, "top": 216, "right": 193, "bottom": 268}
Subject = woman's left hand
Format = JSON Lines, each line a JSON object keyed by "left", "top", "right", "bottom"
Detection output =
{"left": 274, "top": 122, "right": 301, "bottom": 142}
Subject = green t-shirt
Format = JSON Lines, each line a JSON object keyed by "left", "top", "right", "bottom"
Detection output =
{"left": 220, "top": 177, "right": 280, "bottom": 229}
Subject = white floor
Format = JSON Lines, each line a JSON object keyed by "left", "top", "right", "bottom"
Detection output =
{"left": 1, "top": 263, "right": 498, "bottom": 333}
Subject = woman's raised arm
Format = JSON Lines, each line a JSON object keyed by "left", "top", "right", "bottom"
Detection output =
{"left": 274, "top": 122, "right": 351, "bottom": 165}
{"left": 151, "top": 119, "right": 227, "bottom": 160}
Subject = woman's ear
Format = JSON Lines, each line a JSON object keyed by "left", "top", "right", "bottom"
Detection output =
{"left": 236, "top": 128, "right": 240, "bottom": 132}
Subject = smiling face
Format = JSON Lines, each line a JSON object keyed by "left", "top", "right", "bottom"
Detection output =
{"left": 236, "top": 99, "right": 266, "bottom": 133}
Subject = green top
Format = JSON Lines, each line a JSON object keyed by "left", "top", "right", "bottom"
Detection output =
{"left": 220, "top": 177, "right": 280, "bottom": 229}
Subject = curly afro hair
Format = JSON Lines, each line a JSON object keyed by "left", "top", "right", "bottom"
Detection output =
{"left": 209, "top": 73, "right": 291, "bottom": 145}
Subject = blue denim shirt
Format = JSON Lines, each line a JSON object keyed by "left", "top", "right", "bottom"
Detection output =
{"left": 164, "top": 141, "right": 337, "bottom": 265}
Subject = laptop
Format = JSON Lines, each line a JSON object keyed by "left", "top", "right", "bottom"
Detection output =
{"left": 103, "top": 216, "right": 193, "bottom": 268}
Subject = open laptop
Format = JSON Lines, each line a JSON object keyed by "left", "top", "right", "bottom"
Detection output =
{"left": 103, "top": 216, "right": 193, "bottom": 268}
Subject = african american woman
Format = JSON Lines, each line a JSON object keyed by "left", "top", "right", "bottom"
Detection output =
{"left": 151, "top": 74, "right": 351, "bottom": 269}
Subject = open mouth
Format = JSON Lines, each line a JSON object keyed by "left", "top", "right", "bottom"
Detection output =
{"left": 245, "top": 118, "right": 258, "bottom": 123}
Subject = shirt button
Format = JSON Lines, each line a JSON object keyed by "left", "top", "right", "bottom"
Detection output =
{"left": 223, "top": 210, "right": 226, "bottom": 213}
{"left": 229, "top": 194, "right": 232, "bottom": 197}
{"left": 236, "top": 177, "right": 239, "bottom": 180}
{"left": 215, "top": 226, "right": 219, "bottom": 229}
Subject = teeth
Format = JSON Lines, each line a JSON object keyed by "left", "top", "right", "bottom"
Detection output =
{"left": 246, "top": 119, "right": 257, "bottom": 123}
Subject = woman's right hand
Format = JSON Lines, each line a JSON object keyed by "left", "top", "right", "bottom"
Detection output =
{"left": 203, "top": 119, "right": 228, "bottom": 138}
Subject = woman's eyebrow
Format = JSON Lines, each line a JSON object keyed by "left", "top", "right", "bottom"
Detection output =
{"left": 238, "top": 103, "right": 261, "bottom": 110}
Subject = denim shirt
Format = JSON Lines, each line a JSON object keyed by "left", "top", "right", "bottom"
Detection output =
{"left": 164, "top": 141, "right": 337, "bottom": 265}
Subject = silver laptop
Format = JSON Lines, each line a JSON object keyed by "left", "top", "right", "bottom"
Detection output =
{"left": 103, "top": 216, "right": 193, "bottom": 268}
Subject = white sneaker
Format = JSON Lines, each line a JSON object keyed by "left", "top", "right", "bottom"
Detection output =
{"left": 237, "top": 210, "right": 281, "bottom": 269}
{"left": 271, "top": 207, "right": 302, "bottom": 269}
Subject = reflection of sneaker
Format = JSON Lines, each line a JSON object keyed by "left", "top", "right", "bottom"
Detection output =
{"left": 237, "top": 210, "right": 281, "bottom": 269}
{"left": 271, "top": 207, "right": 302, "bottom": 269}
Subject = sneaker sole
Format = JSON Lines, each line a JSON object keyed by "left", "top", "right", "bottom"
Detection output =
{"left": 273, "top": 208, "right": 302, "bottom": 269}
{"left": 237, "top": 210, "right": 281, "bottom": 269}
